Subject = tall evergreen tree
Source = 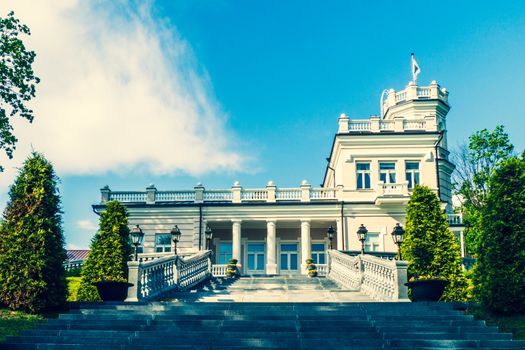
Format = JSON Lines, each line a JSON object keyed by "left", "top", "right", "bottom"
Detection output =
{"left": 401, "top": 185, "right": 468, "bottom": 301}
{"left": 0, "top": 152, "right": 67, "bottom": 313}
{"left": 77, "top": 201, "right": 133, "bottom": 301}
{"left": 475, "top": 156, "right": 525, "bottom": 314}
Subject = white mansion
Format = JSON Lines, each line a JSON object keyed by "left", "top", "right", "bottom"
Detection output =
{"left": 93, "top": 80, "right": 465, "bottom": 276}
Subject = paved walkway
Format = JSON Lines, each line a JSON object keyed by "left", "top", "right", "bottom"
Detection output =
{"left": 168, "top": 276, "right": 372, "bottom": 302}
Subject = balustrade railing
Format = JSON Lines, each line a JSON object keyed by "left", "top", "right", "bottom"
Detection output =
{"left": 275, "top": 188, "right": 301, "bottom": 200}
{"left": 204, "top": 190, "right": 233, "bottom": 201}
{"left": 211, "top": 264, "right": 228, "bottom": 277}
{"left": 155, "top": 191, "right": 195, "bottom": 201}
{"left": 241, "top": 189, "right": 269, "bottom": 201}
{"left": 403, "top": 120, "right": 426, "bottom": 130}
{"left": 349, "top": 120, "right": 371, "bottom": 131}
{"left": 447, "top": 213, "right": 463, "bottom": 225}
{"left": 126, "top": 251, "right": 212, "bottom": 302}
{"left": 63, "top": 260, "right": 84, "bottom": 271}
{"left": 109, "top": 191, "right": 147, "bottom": 202}
{"left": 310, "top": 188, "right": 336, "bottom": 199}
{"left": 316, "top": 264, "right": 328, "bottom": 276}
{"left": 327, "top": 250, "right": 408, "bottom": 302}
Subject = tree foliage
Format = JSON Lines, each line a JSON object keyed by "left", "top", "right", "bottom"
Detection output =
{"left": 474, "top": 156, "right": 525, "bottom": 314}
{"left": 0, "top": 152, "right": 67, "bottom": 313}
{"left": 0, "top": 12, "right": 40, "bottom": 171}
{"left": 401, "top": 185, "right": 468, "bottom": 301}
{"left": 77, "top": 201, "right": 133, "bottom": 301}
{"left": 452, "top": 125, "right": 514, "bottom": 256}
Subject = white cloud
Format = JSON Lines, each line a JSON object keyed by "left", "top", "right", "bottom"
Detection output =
{"left": 66, "top": 243, "right": 85, "bottom": 250}
{"left": 76, "top": 219, "right": 98, "bottom": 232}
{"left": 0, "top": 1, "right": 247, "bottom": 187}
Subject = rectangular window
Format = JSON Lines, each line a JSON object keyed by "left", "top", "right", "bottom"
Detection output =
{"left": 364, "top": 233, "right": 380, "bottom": 252}
{"left": 247, "top": 243, "right": 265, "bottom": 271}
{"left": 405, "top": 162, "right": 420, "bottom": 189}
{"left": 356, "top": 162, "right": 371, "bottom": 189}
{"left": 155, "top": 234, "right": 171, "bottom": 253}
{"left": 217, "top": 243, "right": 232, "bottom": 264}
{"left": 311, "top": 243, "right": 326, "bottom": 264}
{"left": 379, "top": 162, "right": 396, "bottom": 184}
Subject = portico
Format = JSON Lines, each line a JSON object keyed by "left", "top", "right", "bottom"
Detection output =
{"left": 208, "top": 219, "right": 335, "bottom": 276}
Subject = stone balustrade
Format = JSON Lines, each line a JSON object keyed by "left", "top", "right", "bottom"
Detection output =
{"left": 344, "top": 115, "right": 437, "bottom": 133}
{"left": 447, "top": 213, "right": 463, "bottom": 225}
{"left": 100, "top": 182, "right": 339, "bottom": 205}
{"left": 211, "top": 264, "right": 228, "bottom": 277}
{"left": 126, "top": 251, "right": 212, "bottom": 302}
{"left": 383, "top": 81, "right": 448, "bottom": 112}
{"left": 327, "top": 250, "right": 409, "bottom": 302}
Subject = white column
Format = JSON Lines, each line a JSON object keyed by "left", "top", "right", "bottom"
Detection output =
{"left": 336, "top": 219, "right": 344, "bottom": 250}
{"left": 459, "top": 229, "right": 466, "bottom": 258}
{"left": 266, "top": 220, "right": 277, "bottom": 275}
{"left": 300, "top": 219, "right": 311, "bottom": 275}
{"left": 232, "top": 220, "right": 242, "bottom": 270}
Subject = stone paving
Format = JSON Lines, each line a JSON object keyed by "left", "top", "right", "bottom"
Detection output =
{"left": 169, "top": 275, "right": 373, "bottom": 303}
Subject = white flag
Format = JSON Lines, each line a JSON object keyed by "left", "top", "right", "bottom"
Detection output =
{"left": 411, "top": 53, "right": 421, "bottom": 82}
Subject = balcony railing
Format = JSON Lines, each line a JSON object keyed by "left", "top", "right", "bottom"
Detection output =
{"left": 345, "top": 115, "right": 437, "bottom": 133}
{"left": 100, "top": 183, "right": 340, "bottom": 205}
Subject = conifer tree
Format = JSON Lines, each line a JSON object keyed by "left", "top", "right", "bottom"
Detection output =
{"left": 77, "top": 201, "right": 133, "bottom": 301}
{"left": 0, "top": 152, "right": 67, "bottom": 313}
{"left": 401, "top": 185, "right": 468, "bottom": 301}
{"left": 475, "top": 156, "right": 525, "bottom": 314}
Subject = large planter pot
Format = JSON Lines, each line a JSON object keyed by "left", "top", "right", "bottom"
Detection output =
{"left": 405, "top": 279, "right": 449, "bottom": 302}
{"left": 94, "top": 281, "right": 133, "bottom": 302}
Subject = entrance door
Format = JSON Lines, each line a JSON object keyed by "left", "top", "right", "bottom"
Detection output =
{"left": 280, "top": 243, "right": 299, "bottom": 273}
{"left": 247, "top": 243, "right": 265, "bottom": 273}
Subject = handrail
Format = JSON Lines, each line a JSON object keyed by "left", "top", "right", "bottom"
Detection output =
{"left": 327, "top": 250, "right": 408, "bottom": 302}
{"left": 126, "top": 251, "right": 212, "bottom": 302}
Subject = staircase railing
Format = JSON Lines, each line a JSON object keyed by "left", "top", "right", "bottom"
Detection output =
{"left": 126, "top": 250, "right": 212, "bottom": 302}
{"left": 327, "top": 250, "right": 408, "bottom": 301}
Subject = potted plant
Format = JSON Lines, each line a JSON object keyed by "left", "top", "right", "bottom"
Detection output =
{"left": 401, "top": 186, "right": 468, "bottom": 302}
{"left": 94, "top": 276, "right": 133, "bottom": 302}
{"left": 226, "top": 258, "right": 238, "bottom": 278}
{"left": 405, "top": 275, "right": 449, "bottom": 302}
{"left": 306, "top": 258, "right": 318, "bottom": 277}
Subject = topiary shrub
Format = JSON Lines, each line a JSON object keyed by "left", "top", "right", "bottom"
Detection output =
{"left": 474, "top": 156, "right": 525, "bottom": 314}
{"left": 77, "top": 201, "right": 133, "bottom": 301}
{"left": 0, "top": 152, "right": 67, "bottom": 313}
{"left": 401, "top": 185, "right": 468, "bottom": 301}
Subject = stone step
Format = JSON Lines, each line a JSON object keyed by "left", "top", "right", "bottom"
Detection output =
{"left": 388, "top": 339, "right": 525, "bottom": 348}
{"left": 382, "top": 331, "right": 513, "bottom": 340}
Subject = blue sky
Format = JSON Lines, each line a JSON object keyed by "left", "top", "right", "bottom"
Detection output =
{"left": 1, "top": 1, "right": 524, "bottom": 249}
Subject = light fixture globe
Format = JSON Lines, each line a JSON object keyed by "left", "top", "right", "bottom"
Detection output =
{"left": 205, "top": 226, "right": 213, "bottom": 241}
{"left": 130, "top": 225, "right": 144, "bottom": 246}
{"left": 391, "top": 223, "right": 405, "bottom": 245}
{"left": 171, "top": 225, "right": 182, "bottom": 244}
{"left": 356, "top": 224, "right": 368, "bottom": 242}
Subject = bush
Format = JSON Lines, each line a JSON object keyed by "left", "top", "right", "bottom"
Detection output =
{"left": 474, "top": 156, "right": 525, "bottom": 314}
{"left": 0, "top": 152, "right": 67, "bottom": 313}
{"left": 401, "top": 185, "right": 468, "bottom": 301}
{"left": 77, "top": 201, "right": 133, "bottom": 301}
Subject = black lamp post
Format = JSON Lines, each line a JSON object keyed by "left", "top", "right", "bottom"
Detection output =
{"left": 327, "top": 225, "right": 335, "bottom": 250}
{"left": 391, "top": 223, "right": 405, "bottom": 260}
{"left": 205, "top": 226, "right": 213, "bottom": 250}
{"left": 171, "top": 225, "right": 182, "bottom": 255}
{"left": 357, "top": 224, "right": 368, "bottom": 254}
{"left": 130, "top": 225, "right": 144, "bottom": 261}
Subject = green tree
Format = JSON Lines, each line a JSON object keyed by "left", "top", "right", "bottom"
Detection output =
{"left": 401, "top": 185, "right": 468, "bottom": 301}
{"left": 0, "top": 152, "right": 67, "bottom": 313}
{"left": 452, "top": 125, "right": 514, "bottom": 256}
{"left": 77, "top": 201, "right": 133, "bottom": 301}
{"left": 474, "top": 156, "right": 525, "bottom": 314}
{"left": 0, "top": 12, "right": 40, "bottom": 171}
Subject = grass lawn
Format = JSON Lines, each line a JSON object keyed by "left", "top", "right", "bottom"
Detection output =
{"left": 467, "top": 305, "right": 525, "bottom": 340}
{"left": 67, "top": 276, "right": 81, "bottom": 302}
{"left": 0, "top": 309, "right": 44, "bottom": 342}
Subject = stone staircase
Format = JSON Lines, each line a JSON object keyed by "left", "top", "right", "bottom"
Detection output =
{"left": 1, "top": 277, "right": 524, "bottom": 349}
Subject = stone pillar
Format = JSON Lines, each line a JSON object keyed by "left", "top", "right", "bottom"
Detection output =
{"left": 146, "top": 184, "right": 157, "bottom": 205}
{"left": 266, "top": 220, "right": 277, "bottom": 275}
{"left": 126, "top": 261, "right": 140, "bottom": 302}
{"left": 395, "top": 260, "right": 409, "bottom": 301}
{"left": 194, "top": 183, "right": 204, "bottom": 203}
{"left": 370, "top": 116, "right": 380, "bottom": 132}
{"left": 300, "top": 220, "right": 311, "bottom": 275}
{"left": 100, "top": 185, "right": 111, "bottom": 203}
{"left": 459, "top": 230, "right": 466, "bottom": 258}
{"left": 300, "top": 180, "right": 311, "bottom": 202}
{"left": 232, "top": 181, "right": 242, "bottom": 203}
{"left": 394, "top": 116, "right": 404, "bottom": 132}
{"left": 336, "top": 219, "right": 344, "bottom": 250}
{"left": 266, "top": 181, "right": 276, "bottom": 203}
{"left": 338, "top": 113, "right": 349, "bottom": 133}
{"left": 232, "top": 220, "right": 242, "bottom": 270}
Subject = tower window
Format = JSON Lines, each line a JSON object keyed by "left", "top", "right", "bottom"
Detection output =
{"left": 406, "top": 162, "right": 420, "bottom": 189}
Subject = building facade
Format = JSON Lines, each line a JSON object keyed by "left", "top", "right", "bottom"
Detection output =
{"left": 93, "top": 80, "right": 465, "bottom": 275}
